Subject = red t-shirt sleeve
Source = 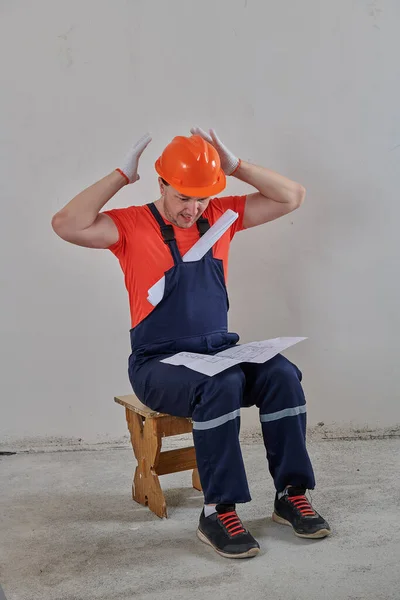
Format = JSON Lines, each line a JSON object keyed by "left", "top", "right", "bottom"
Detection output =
{"left": 207, "top": 195, "right": 247, "bottom": 239}
{"left": 102, "top": 207, "right": 137, "bottom": 257}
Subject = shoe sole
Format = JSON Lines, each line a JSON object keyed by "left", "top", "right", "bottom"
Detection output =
{"left": 272, "top": 512, "right": 331, "bottom": 539}
{"left": 197, "top": 528, "right": 260, "bottom": 559}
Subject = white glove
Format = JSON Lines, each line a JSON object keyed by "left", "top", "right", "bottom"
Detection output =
{"left": 190, "top": 127, "right": 240, "bottom": 176}
{"left": 117, "top": 133, "right": 152, "bottom": 183}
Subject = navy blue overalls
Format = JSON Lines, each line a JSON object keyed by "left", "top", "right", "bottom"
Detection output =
{"left": 128, "top": 203, "right": 315, "bottom": 504}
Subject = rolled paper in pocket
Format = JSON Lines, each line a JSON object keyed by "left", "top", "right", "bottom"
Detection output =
{"left": 147, "top": 210, "right": 238, "bottom": 306}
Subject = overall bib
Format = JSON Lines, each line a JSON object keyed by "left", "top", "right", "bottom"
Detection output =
{"left": 128, "top": 203, "right": 315, "bottom": 504}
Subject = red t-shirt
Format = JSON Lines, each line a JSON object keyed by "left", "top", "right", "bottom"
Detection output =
{"left": 104, "top": 195, "right": 247, "bottom": 328}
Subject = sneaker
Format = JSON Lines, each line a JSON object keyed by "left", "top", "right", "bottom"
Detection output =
{"left": 272, "top": 487, "right": 331, "bottom": 539}
{"left": 197, "top": 504, "right": 260, "bottom": 559}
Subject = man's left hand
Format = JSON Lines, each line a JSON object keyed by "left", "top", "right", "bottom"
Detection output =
{"left": 190, "top": 127, "right": 240, "bottom": 176}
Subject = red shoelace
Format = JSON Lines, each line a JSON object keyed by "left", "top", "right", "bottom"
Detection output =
{"left": 287, "top": 494, "right": 316, "bottom": 517}
{"left": 218, "top": 511, "right": 246, "bottom": 537}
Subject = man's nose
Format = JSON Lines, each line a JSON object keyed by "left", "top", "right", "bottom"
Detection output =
{"left": 187, "top": 200, "right": 199, "bottom": 214}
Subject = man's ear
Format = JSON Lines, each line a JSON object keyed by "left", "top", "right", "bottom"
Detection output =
{"left": 158, "top": 177, "right": 166, "bottom": 196}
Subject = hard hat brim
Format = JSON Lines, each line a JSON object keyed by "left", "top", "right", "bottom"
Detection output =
{"left": 155, "top": 158, "right": 226, "bottom": 198}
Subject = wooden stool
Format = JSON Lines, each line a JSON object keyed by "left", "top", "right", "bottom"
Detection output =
{"left": 115, "top": 394, "right": 202, "bottom": 518}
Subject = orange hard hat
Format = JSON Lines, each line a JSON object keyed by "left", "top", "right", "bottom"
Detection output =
{"left": 155, "top": 135, "right": 226, "bottom": 197}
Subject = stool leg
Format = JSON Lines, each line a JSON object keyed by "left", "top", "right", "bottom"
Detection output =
{"left": 126, "top": 409, "right": 167, "bottom": 518}
{"left": 192, "top": 468, "right": 202, "bottom": 492}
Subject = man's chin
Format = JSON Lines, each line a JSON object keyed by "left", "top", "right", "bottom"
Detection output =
{"left": 177, "top": 217, "right": 195, "bottom": 228}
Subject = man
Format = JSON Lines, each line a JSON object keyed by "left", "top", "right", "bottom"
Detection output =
{"left": 52, "top": 127, "right": 330, "bottom": 559}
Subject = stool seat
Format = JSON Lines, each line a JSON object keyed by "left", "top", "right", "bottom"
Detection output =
{"left": 114, "top": 394, "right": 202, "bottom": 518}
{"left": 115, "top": 394, "right": 165, "bottom": 418}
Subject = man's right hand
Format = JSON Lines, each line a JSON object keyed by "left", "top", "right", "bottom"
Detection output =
{"left": 117, "top": 133, "right": 152, "bottom": 184}
{"left": 52, "top": 132, "right": 152, "bottom": 249}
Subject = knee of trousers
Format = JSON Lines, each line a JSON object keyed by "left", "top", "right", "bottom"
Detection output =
{"left": 258, "top": 355, "right": 305, "bottom": 417}
{"left": 267, "top": 354, "right": 303, "bottom": 386}
{"left": 193, "top": 366, "right": 245, "bottom": 422}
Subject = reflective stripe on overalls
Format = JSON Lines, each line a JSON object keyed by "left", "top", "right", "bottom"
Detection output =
{"left": 128, "top": 203, "right": 315, "bottom": 503}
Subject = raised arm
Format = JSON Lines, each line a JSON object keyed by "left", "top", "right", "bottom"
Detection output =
{"left": 51, "top": 134, "right": 151, "bottom": 248}
{"left": 190, "top": 127, "right": 305, "bottom": 229}
{"left": 233, "top": 161, "right": 305, "bottom": 228}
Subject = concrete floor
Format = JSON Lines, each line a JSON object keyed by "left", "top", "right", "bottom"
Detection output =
{"left": 1, "top": 437, "right": 400, "bottom": 600}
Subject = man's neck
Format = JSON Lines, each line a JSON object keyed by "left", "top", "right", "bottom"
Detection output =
{"left": 153, "top": 197, "right": 168, "bottom": 220}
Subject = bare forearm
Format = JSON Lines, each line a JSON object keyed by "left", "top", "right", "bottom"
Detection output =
{"left": 188, "top": 127, "right": 305, "bottom": 228}
{"left": 234, "top": 160, "right": 305, "bottom": 205}
{"left": 52, "top": 170, "right": 126, "bottom": 232}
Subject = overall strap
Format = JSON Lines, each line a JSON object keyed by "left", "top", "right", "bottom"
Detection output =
{"left": 197, "top": 217, "right": 210, "bottom": 236}
{"left": 147, "top": 203, "right": 182, "bottom": 265}
{"left": 197, "top": 217, "right": 213, "bottom": 257}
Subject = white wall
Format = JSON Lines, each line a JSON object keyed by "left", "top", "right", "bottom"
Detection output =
{"left": 1, "top": 0, "right": 399, "bottom": 445}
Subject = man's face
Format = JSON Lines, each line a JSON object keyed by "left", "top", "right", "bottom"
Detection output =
{"left": 159, "top": 179, "right": 210, "bottom": 229}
